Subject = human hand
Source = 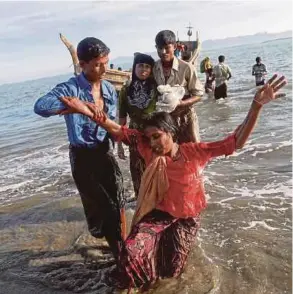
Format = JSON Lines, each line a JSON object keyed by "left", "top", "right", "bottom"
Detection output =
{"left": 83, "top": 101, "right": 106, "bottom": 122}
{"left": 59, "top": 97, "right": 95, "bottom": 118}
{"left": 117, "top": 143, "right": 126, "bottom": 160}
{"left": 253, "top": 74, "right": 287, "bottom": 106}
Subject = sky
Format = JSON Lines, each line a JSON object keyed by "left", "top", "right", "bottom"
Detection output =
{"left": 0, "top": 0, "right": 292, "bottom": 84}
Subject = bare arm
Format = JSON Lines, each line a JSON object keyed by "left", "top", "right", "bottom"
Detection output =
{"left": 234, "top": 101, "right": 262, "bottom": 149}
{"left": 234, "top": 74, "right": 286, "bottom": 149}
{"left": 179, "top": 95, "right": 201, "bottom": 107}
{"left": 95, "top": 116, "right": 124, "bottom": 137}
{"left": 59, "top": 97, "right": 124, "bottom": 137}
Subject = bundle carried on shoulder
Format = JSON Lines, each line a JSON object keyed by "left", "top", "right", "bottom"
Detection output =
{"left": 200, "top": 57, "right": 213, "bottom": 73}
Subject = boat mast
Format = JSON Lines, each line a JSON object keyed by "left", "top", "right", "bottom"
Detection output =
{"left": 186, "top": 22, "right": 193, "bottom": 41}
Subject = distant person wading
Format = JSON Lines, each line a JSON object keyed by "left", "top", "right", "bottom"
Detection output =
{"left": 252, "top": 56, "right": 267, "bottom": 86}
{"left": 213, "top": 55, "right": 232, "bottom": 100}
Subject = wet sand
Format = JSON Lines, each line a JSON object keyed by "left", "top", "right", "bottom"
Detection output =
{"left": 0, "top": 193, "right": 217, "bottom": 294}
{"left": 0, "top": 159, "right": 291, "bottom": 294}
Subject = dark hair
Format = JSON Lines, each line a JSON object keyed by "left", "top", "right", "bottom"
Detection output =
{"left": 256, "top": 56, "right": 261, "bottom": 63}
{"left": 131, "top": 53, "right": 155, "bottom": 80}
{"left": 142, "top": 112, "right": 178, "bottom": 141}
{"left": 127, "top": 53, "right": 156, "bottom": 105}
{"left": 77, "top": 37, "right": 110, "bottom": 63}
{"left": 218, "top": 55, "right": 225, "bottom": 63}
{"left": 155, "top": 30, "right": 176, "bottom": 48}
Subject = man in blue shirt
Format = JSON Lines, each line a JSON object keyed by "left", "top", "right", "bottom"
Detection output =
{"left": 34, "top": 37, "right": 126, "bottom": 261}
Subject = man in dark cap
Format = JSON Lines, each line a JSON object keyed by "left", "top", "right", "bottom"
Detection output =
{"left": 252, "top": 57, "right": 267, "bottom": 86}
{"left": 153, "top": 30, "right": 203, "bottom": 143}
{"left": 34, "top": 37, "right": 126, "bottom": 261}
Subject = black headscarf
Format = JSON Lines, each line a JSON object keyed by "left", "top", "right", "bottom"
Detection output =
{"left": 127, "top": 53, "right": 156, "bottom": 110}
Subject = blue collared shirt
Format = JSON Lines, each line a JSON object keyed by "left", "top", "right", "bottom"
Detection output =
{"left": 34, "top": 72, "right": 117, "bottom": 148}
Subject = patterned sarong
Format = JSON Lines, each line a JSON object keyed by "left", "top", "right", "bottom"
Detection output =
{"left": 117, "top": 209, "right": 200, "bottom": 290}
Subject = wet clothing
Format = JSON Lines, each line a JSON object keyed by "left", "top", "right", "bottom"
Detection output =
{"left": 214, "top": 82, "right": 227, "bottom": 99}
{"left": 119, "top": 81, "right": 157, "bottom": 130}
{"left": 116, "top": 126, "right": 236, "bottom": 218}
{"left": 69, "top": 140, "right": 125, "bottom": 259}
{"left": 213, "top": 63, "right": 232, "bottom": 88}
{"left": 153, "top": 57, "right": 204, "bottom": 143}
{"left": 256, "top": 80, "right": 265, "bottom": 86}
{"left": 34, "top": 72, "right": 117, "bottom": 147}
{"left": 114, "top": 126, "right": 236, "bottom": 289}
{"left": 153, "top": 57, "right": 203, "bottom": 97}
{"left": 118, "top": 210, "right": 200, "bottom": 289}
{"left": 119, "top": 81, "right": 157, "bottom": 197}
{"left": 34, "top": 72, "right": 126, "bottom": 259}
{"left": 129, "top": 135, "right": 146, "bottom": 197}
{"left": 252, "top": 63, "right": 267, "bottom": 86}
{"left": 213, "top": 63, "right": 231, "bottom": 99}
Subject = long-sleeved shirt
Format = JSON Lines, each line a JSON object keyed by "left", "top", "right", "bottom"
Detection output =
{"left": 153, "top": 57, "right": 204, "bottom": 97}
{"left": 116, "top": 126, "right": 236, "bottom": 218}
{"left": 34, "top": 72, "right": 117, "bottom": 148}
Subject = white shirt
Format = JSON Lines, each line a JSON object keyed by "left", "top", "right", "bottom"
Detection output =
{"left": 213, "top": 63, "right": 232, "bottom": 87}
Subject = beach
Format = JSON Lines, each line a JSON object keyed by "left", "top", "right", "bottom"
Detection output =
{"left": 0, "top": 38, "right": 292, "bottom": 294}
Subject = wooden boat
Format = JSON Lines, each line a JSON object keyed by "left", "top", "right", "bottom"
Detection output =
{"left": 59, "top": 33, "right": 130, "bottom": 92}
{"left": 177, "top": 24, "right": 201, "bottom": 66}
{"left": 59, "top": 25, "right": 200, "bottom": 91}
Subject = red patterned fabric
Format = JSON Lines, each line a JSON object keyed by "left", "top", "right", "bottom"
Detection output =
{"left": 115, "top": 126, "right": 236, "bottom": 218}
{"left": 117, "top": 209, "right": 200, "bottom": 289}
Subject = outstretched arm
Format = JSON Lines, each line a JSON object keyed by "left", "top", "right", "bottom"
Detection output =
{"left": 59, "top": 97, "right": 124, "bottom": 137}
{"left": 234, "top": 74, "right": 286, "bottom": 149}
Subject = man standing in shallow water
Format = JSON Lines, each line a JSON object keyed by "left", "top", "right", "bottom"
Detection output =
{"left": 252, "top": 56, "right": 267, "bottom": 86}
{"left": 153, "top": 30, "right": 204, "bottom": 143}
{"left": 213, "top": 55, "right": 232, "bottom": 100}
{"left": 34, "top": 37, "right": 126, "bottom": 261}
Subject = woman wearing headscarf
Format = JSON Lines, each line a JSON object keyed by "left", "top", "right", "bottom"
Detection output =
{"left": 118, "top": 53, "right": 157, "bottom": 198}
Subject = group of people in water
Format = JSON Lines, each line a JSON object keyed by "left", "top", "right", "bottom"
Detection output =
{"left": 34, "top": 29, "right": 286, "bottom": 291}
{"left": 201, "top": 55, "right": 268, "bottom": 99}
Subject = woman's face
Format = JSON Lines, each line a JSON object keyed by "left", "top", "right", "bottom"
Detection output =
{"left": 135, "top": 63, "right": 152, "bottom": 80}
{"left": 144, "top": 127, "right": 174, "bottom": 155}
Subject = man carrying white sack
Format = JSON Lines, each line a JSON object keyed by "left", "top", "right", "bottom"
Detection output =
{"left": 153, "top": 30, "right": 204, "bottom": 143}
